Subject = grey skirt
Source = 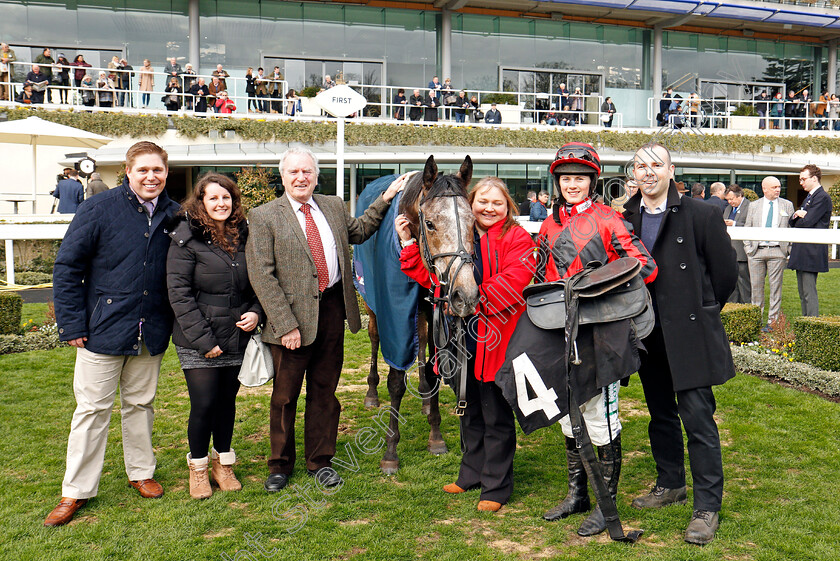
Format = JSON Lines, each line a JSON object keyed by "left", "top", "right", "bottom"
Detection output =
{"left": 175, "top": 345, "right": 245, "bottom": 370}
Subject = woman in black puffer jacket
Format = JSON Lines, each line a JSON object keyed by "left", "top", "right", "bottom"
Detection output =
{"left": 166, "top": 172, "right": 262, "bottom": 500}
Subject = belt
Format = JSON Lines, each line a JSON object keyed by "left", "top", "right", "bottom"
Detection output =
{"left": 757, "top": 244, "right": 781, "bottom": 249}
{"left": 322, "top": 282, "right": 342, "bottom": 296}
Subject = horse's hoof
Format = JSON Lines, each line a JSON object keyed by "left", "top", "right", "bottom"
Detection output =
{"left": 364, "top": 396, "right": 380, "bottom": 408}
{"left": 428, "top": 440, "right": 448, "bottom": 455}
{"left": 421, "top": 403, "right": 431, "bottom": 416}
{"left": 380, "top": 459, "right": 399, "bottom": 475}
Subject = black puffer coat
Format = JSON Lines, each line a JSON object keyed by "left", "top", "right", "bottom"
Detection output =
{"left": 166, "top": 216, "right": 263, "bottom": 355}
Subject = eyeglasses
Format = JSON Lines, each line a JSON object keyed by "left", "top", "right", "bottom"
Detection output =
{"left": 798, "top": 176, "right": 810, "bottom": 182}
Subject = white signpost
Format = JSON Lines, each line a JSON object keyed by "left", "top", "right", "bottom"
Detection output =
{"left": 315, "top": 85, "right": 367, "bottom": 206}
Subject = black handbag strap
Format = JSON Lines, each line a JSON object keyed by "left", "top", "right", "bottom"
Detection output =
{"left": 565, "top": 287, "right": 643, "bottom": 544}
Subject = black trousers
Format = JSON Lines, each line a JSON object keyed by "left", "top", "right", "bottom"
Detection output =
{"left": 184, "top": 366, "right": 241, "bottom": 458}
{"left": 456, "top": 366, "right": 516, "bottom": 503}
{"left": 267, "top": 285, "right": 345, "bottom": 475}
{"left": 638, "top": 326, "right": 724, "bottom": 512}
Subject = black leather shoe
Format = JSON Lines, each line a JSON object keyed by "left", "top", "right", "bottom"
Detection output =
{"left": 631, "top": 485, "right": 687, "bottom": 509}
{"left": 307, "top": 467, "right": 343, "bottom": 488}
{"left": 264, "top": 473, "right": 289, "bottom": 492}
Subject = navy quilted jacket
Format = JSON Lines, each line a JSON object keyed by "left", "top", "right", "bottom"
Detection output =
{"left": 53, "top": 179, "right": 180, "bottom": 356}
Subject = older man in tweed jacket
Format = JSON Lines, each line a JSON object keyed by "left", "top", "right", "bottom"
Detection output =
{"left": 247, "top": 146, "right": 408, "bottom": 492}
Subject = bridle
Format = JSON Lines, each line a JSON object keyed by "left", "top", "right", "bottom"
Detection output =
{"left": 416, "top": 188, "right": 473, "bottom": 416}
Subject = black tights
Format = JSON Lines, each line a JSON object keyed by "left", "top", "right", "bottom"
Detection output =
{"left": 183, "top": 366, "right": 241, "bottom": 459}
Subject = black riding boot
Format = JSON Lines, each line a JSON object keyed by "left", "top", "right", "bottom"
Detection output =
{"left": 577, "top": 433, "right": 622, "bottom": 536}
{"left": 543, "top": 437, "right": 591, "bottom": 521}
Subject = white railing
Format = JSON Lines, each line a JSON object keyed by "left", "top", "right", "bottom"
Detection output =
{"left": 647, "top": 94, "right": 836, "bottom": 132}
{"left": 1, "top": 61, "right": 623, "bottom": 126}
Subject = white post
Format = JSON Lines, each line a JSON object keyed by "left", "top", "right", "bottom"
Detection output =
{"left": 5, "top": 239, "right": 14, "bottom": 286}
{"left": 349, "top": 163, "right": 357, "bottom": 217}
{"left": 336, "top": 117, "right": 345, "bottom": 201}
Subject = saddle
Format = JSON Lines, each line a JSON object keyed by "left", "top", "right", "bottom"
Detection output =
{"left": 523, "top": 257, "right": 653, "bottom": 339}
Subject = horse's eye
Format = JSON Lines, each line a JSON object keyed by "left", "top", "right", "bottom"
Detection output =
{"left": 424, "top": 220, "right": 436, "bottom": 231}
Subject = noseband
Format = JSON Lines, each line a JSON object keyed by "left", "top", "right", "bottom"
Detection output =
{"left": 416, "top": 190, "right": 473, "bottom": 416}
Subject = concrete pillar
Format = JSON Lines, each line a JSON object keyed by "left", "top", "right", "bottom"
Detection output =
{"left": 828, "top": 41, "right": 837, "bottom": 95}
{"left": 730, "top": 169, "right": 736, "bottom": 186}
{"left": 813, "top": 46, "right": 823, "bottom": 94}
{"left": 653, "top": 25, "right": 663, "bottom": 125}
{"left": 441, "top": 8, "right": 452, "bottom": 83}
{"left": 189, "top": 0, "right": 200, "bottom": 70}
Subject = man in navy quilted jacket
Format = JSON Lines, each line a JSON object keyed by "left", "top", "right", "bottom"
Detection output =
{"left": 45, "top": 141, "right": 180, "bottom": 527}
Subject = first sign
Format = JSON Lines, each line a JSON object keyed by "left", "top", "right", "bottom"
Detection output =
{"left": 315, "top": 85, "right": 368, "bottom": 118}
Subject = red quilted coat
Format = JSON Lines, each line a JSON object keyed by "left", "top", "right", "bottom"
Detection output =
{"left": 400, "top": 219, "right": 535, "bottom": 382}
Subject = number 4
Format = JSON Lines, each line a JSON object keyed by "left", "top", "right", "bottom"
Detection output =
{"left": 512, "top": 353, "right": 560, "bottom": 418}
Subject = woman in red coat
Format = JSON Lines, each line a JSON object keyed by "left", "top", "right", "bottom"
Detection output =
{"left": 396, "top": 176, "right": 535, "bottom": 513}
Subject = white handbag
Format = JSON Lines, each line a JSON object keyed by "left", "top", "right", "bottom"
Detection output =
{"left": 238, "top": 331, "right": 274, "bottom": 387}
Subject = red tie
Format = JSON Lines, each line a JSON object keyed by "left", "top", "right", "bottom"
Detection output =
{"left": 301, "top": 203, "right": 329, "bottom": 292}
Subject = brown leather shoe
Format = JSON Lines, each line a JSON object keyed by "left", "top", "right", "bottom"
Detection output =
{"left": 477, "top": 500, "right": 502, "bottom": 512}
{"left": 129, "top": 478, "right": 164, "bottom": 498}
{"left": 44, "top": 497, "right": 88, "bottom": 527}
{"left": 443, "top": 483, "right": 466, "bottom": 494}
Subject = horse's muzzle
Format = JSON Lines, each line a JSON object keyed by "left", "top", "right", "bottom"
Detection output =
{"left": 449, "top": 286, "right": 479, "bottom": 317}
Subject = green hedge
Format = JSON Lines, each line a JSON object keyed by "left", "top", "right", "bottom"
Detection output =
{"left": 14, "top": 272, "right": 53, "bottom": 286}
{"left": 0, "top": 293, "right": 23, "bottom": 335}
{"left": 0, "top": 329, "right": 63, "bottom": 355}
{"left": 7, "top": 106, "right": 840, "bottom": 156}
{"left": 731, "top": 344, "right": 840, "bottom": 397}
{"left": 793, "top": 316, "right": 840, "bottom": 372}
{"left": 721, "top": 303, "right": 762, "bottom": 344}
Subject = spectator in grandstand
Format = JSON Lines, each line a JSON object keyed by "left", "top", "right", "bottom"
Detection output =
{"left": 270, "top": 66, "right": 284, "bottom": 114}
{"left": 285, "top": 88, "right": 299, "bottom": 116}
{"left": 214, "top": 90, "right": 236, "bottom": 114}
{"left": 71, "top": 54, "right": 91, "bottom": 88}
{"left": 441, "top": 78, "right": 455, "bottom": 120}
{"left": 785, "top": 90, "right": 799, "bottom": 130}
{"left": 428, "top": 75, "right": 442, "bottom": 93}
{"left": 254, "top": 67, "right": 269, "bottom": 113}
{"left": 798, "top": 89, "right": 812, "bottom": 129}
{"left": 453, "top": 90, "right": 469, "bottom": 123}
{"left": 139, "top": 59, "right": 154, "bottom": 108}
{"left": 570, "top": 87, "right": 584, "bottom": 123}
{"left": 212, "top": 64, "right": 229, "bottom": 89}
{"left": 34, "top": 48, "right": 55, "bottom": 101}
{"left": 245, "top": 67, "right": 257, "bottom": 113}
{"left": 323, "top": 74, "right": 336, "bottom": 89}
{"left": 686, "top": 93, "right": 701, "bottom": 128}
{"left": 117, "top": 58, "right": 134, "bottom": 107}
{"left": 409, "top": 89, "right": 423, "bottom": 121}
{"left": 181, "top": 63, "right": 195, "bottom": 110}
{"left": 657, "top": 87, "right": 673, "bottom": 126}
{"left": 754, "top": 90, "right": 770, "bottom": 130}
{"left": 53, "top": 53, "right": 71, "bottom": 104}
{"left": 189, "top": 77, "right": 210, "bottom": 113}
{"left": 556, "top": 82, "right": 569, "bottom": 113}
{"left": 600, "top": 97, "right": 616, "bottom": 127}
{"left": 485, "top": 103, "right": 502, "bottom": 124}
{"left": 424, "top": 89, "right": 439, "bottom": 122}
{"left": 164, "top": 76, "right": 183, "bottom": 111}
{"left": 15, "top": 83, "right": 35, "bottom": 105}
{"left": 544, "top": 106, "right": 559, "bottom": 126}
{"left": 771, "top": 91, "right": 785, "bottom": 129}
{"left": 79, "top": 74, "right": 96, "bottom": 107}
{"left": 0, "top": 43, "right": 16, "bottom": 101}
{"left": 164, "top": 57, "right": 182, "bottom": 88}
{"left": 25, "top": 64, "right": 49, "bottom": 104}
{"left": 392, "top": 88, "right": 407, "bottom": 120}
{"left": 469, "top": 95, "right": 481, "bottom": 123}
{"left": 812, "top": 91, "right": 828, "bottom": 131}
{"left": 96, "top": 71, "right": 116, "bottom": 108}
{"left": 830, "top": 93, "right": 840, "bottom": 131}
{"left": 208, "top": 76, "right": 225, "bottom": 111}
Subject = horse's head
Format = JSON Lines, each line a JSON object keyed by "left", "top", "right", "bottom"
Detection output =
{"left": 400, "top": 155, "right": 478, "bottom": 317}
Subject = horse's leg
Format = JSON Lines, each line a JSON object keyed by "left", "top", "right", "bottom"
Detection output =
{"left": 417, "top": 311, "right": 432, "bottom": 416}
{"left": 364, "top": 303, "right": 380, "bottom": 409}
{"left": 419, "top": 310, "right": 448, "bottom": 456}
{"left": 380, "top": 366, "right": 406, "bottom": 475}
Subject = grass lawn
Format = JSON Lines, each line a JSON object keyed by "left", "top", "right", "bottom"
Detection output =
{"left": 3, "top": 270, "right": 839, "bottom": 560}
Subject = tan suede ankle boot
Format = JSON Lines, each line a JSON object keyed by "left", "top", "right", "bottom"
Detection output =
{"left": 211, "top": 448, "right": 242, "bottom": 491}
{"left": 187, "top": 454, "right": 212, "bottom": 499}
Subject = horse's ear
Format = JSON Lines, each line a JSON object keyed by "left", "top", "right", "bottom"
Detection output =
{"left": 458, "top": 155, "right": 473, "bottom": 189}
{"left": 422, "top": 155, "right": 437, "bottom": 192}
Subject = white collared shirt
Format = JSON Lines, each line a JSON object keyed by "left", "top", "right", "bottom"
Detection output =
{"left": 287, "top": 192, "right": 340, "bottom": 288}
{"left": 641, "top": 198, "right": 668, "bottom": 215}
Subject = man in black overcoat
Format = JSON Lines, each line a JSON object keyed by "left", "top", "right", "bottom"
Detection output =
{"left": 788, "top": 164, "right": 832, "bottom": 316}
{"left": 623, "top": 143, "right": 738, "bottom": 546}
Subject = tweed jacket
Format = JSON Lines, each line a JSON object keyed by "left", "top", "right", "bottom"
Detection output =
{"left": 743, "top": 196, "right": 794, "bottom": 257}
{"left": 246, "top": 192, "right": 390, "bottom": 347}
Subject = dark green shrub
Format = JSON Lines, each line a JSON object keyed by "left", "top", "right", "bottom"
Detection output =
{"left": 14, "top": 272, "right": 53, "bottom": 286}
{"left": 0, "top": 293, "right": 23, "bottom": 335}
{"left": 720, "top": 303, "right": 762, "bottom": 343}
{"left": 743, "top": 188, "right": 759, "bottom": 201}
{"left": 793, "top": 316, "right": 840, "bottom": 371}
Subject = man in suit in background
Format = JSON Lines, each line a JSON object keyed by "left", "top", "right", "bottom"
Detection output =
{"left": 744, "top": 176, "right": 794, "bottom": 326}
{"left": 723, "top": 184, "right": 751, "bottom": 304}
{"left": 788, "top": 164, "right": 833, "bottom": 316}
{"left": 519, "top": 191, "right": 536, "bottom": 217}
{"left": 53, "top": 169, "right": 84, "bottom": 213}
{"left": 246, "top": 147, "right": 407, "bottom": 493}
{"left": 707, "top": 182, "right": 728, "bottom": 212}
